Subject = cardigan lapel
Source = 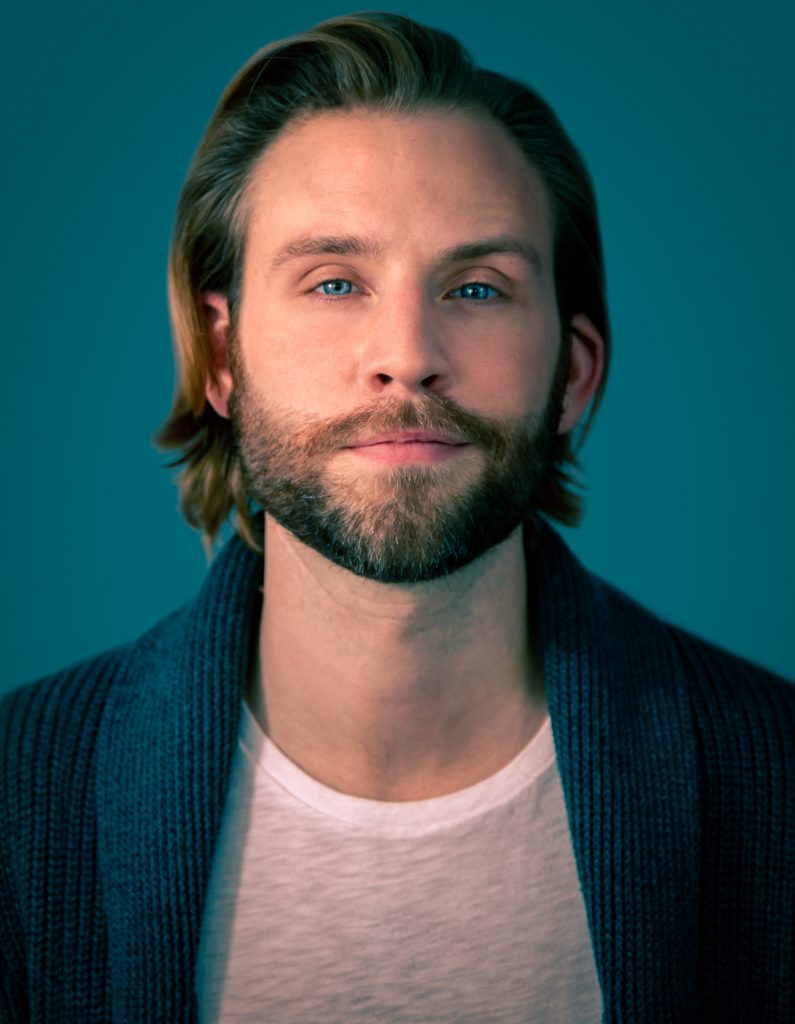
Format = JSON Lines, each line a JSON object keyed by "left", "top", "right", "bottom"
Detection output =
{"left": 96, "top": 522, "right": 701, "bottom": 1021}
{"left": 533, "top": 523, "right": 701, "bottom": 1022}
{"left": 95, "top": 537, "right": 263, "bottom": 1023}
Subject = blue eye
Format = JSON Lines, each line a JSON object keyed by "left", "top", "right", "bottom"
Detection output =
{"left": 450, "top": 282, "right": 502, "bottom": 302}
{"left": 316, "top": 279, "right": 354, "bottom": 296}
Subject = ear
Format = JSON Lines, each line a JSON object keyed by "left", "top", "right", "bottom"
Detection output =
{"left": 557, "top": 313, "right": 606, "bottom": 435}
{"left": 203, "top": 292, "right": 234, "bottom": 419}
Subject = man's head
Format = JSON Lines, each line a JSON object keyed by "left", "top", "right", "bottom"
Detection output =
{"left": 157, "top": 13, "right": 609, "bottom": 575}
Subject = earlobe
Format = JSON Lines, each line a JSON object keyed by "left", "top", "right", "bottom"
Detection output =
{"left": 203, "top": 292, "right": 234, "bottom": 419}
{"left": 557, "top": 313, "right": 606, "bottom": 434}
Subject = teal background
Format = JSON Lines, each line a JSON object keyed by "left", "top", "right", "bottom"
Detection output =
{"left": 2, "top": 0, "right": 793, "bottom": 693}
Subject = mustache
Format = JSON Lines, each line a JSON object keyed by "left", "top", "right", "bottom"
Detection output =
{"left": 296, "top": 394, "right": 526, "bottom": 458}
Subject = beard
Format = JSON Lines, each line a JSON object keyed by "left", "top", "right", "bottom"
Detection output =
{"left": 228, "top": 342, "right": 569, "bottom": 584}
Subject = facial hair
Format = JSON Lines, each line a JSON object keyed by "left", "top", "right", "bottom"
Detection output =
{"left": 228, "top": 341, "right": 570, "bottom": 584}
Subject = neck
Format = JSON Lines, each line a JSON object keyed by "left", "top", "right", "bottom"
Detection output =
{"left": 247, "top": 516, "right": 547, "bottom": 800}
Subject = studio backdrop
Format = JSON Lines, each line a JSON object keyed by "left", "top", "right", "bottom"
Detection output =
{"left": 2, "top": 0, "right": 793, "bottom": 692}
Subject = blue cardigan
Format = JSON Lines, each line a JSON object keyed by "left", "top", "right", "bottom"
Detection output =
{"left": 1, "top": 524, "right": 793, "bottom": 1022}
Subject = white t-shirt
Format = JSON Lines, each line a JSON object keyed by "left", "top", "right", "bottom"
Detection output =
{"left": 197, "top": 702, "right": 602, "bottom": 1023}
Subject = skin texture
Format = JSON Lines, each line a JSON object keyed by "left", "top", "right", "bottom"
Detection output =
{"left": 205, "top": 109, "right": 604, "bottom": 800}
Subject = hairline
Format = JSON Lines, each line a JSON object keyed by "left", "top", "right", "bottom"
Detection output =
{"left": 226, "top": 100, "right": 564, "bottom": 323}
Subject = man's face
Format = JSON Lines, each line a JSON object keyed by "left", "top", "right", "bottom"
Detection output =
{"left": 224, "top": 108, "right": 570, "bottom": 583}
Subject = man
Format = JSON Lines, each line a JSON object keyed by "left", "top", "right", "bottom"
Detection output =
{"left": 1, "top": 12, "right": 793, "bottom": 1023}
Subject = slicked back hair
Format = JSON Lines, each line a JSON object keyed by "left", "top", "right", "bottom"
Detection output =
{"left": 156, "top": 11, "right": 610, "bottom": 554}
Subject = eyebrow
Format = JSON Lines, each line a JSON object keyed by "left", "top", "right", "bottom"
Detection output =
{"left": 270, "top": 235, "right": 385, "bottom": 270}
{"left": 438, "top": 236, "right": 544, "bottom": 281}
{"left": 269, "top": 233, "right": 544, "bottom": 280}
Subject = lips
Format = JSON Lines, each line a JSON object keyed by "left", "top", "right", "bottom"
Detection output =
{"left": 346, "top": 431, "right": 468, "bottom": 448}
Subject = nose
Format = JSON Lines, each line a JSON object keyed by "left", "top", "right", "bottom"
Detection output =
{"left": 356, "top": 291, "right": 452, "bottom": 397}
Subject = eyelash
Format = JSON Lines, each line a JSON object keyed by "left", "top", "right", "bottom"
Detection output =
{"left": 310, "top": 279, "right": 505, "bottom": 303}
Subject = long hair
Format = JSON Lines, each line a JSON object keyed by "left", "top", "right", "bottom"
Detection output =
{"left": 155, "top": 11, "right": 610, "bottom": 554}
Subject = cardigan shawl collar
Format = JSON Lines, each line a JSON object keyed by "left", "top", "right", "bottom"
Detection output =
{"left": 95, "top": 522, "right": 701, "bottom": 1023}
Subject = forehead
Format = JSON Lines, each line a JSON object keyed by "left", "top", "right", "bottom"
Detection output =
{"left": 242, "top": 108, "right": 555, "bottom": 261}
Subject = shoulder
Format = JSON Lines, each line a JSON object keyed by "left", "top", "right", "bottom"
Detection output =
{"left": 660, "top": 616, "right": 795, "bottom": 777}
{"left": 535, "top": 522, "right": 794, "bottom": 732}
{"left": 571, "top": 553, "right": 795, "bottom": 758}
{"left": 589, "top": 565, "right": 793, "bottom": 698}
{"left": 663, "top": 614, "right": 794, "bottom": 704}
{"left": 593, "top": 570, "right": 795, "bottom": 772}
{"left": 1, "top": 602, "right": 189, "bottom": 760}
{"left": 0, "top": 604, "right": 199, "bottom": 968}
{"left": 0, "top": 643, "right": 136, "bottom": 864}
{"left": 0, "top": 602, "right": 193, "bottom": 843}
{"left": 0, "top": 533, "right": 260, "bottom": 807}
{"left": 1, "top": 645, "right": 129, "bottom": 779}
{"left": 637, "top": 591, "right": 795, "bottom": 722}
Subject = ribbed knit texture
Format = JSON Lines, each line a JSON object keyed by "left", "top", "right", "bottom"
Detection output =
{"left": 1, "top": 523, "right": 793, "bottom": 1022}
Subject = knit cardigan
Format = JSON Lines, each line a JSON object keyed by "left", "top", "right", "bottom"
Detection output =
{"left": 1, "top": 524, "right": 793, "bottom": 1023}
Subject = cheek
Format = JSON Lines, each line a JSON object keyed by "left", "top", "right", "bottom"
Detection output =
{"left": 237, "top": 313, "right": 350, "bottom": 419}
{"left": 238, "top": 294, "right": 320, "bottom": 382}
{"left": 463, "top": 324, "right": 561, "bottom": 417}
